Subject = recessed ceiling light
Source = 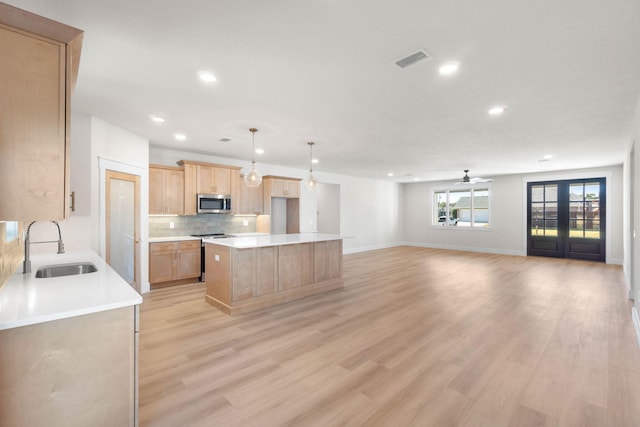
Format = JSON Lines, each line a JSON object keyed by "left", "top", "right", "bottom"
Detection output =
{"left": 488, "top": 105, "right": 507, "bottom": 116}
{"left": 150, "top": 115, "right": 165, "bottom": 123}
{"left": 388, "top": 172, "right": 394, "bottom": 177}
{"left": 255, "top": 148, "right": 264, "bottom": 155}
{"left": 439, "top": 61, "right": 460, "bottom": 76}
{"left": 543, "top": 154, "right": 554, "bottom": 160}
{"left": 173, "top": 133, "right": 187, "bottom": 141}
{"left": 414, "top": 177, "right": 419, "bottom": 181}
{"left": 198, "top": 71, "right": 217, "bottom": 83}
{"left": 312, "top": 158, "right": 319, "bottom": 164}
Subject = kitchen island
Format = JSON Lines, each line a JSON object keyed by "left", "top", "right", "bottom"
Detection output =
{"left": 204, "top": 233, "right": 343, "bottom": 314}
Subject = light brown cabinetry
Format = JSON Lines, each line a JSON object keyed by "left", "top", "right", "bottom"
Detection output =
{"left": 149, "top": 165, "right": 184, "bottom": 215}
{"left": 0, "top": 5, "right": 83, "bottom": 221}
{"left": 178, "top": 160, "right": 241, "bottom": 215}
{"left": 262, "top": 177, "right": 302, "bottom": 233}
{"left": 238, "top": 175, "right": 264, "bottom": 214}
{"left": 229, "top": 246, "right": 279, "bottom": 300}
{"left": 197, "top": 165, "right": 231, "bottom": 195}
{"left": 0, "top": 306, "right": 137, "bottom": 426}
{"left": 149, "top": 240, "right": 201, "bottom": 287}
{"left": 205, "top": 238, "right": 343, "bottom": 314}
{"left": 263, "top": 176, "right": 300, "bottom": 200}
{"left": 278, "top": 243, "right": 313, "bottom": 290}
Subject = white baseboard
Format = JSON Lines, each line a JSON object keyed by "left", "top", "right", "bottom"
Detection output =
{"left": 633, "top": 307, "right": 640, "bottom": 348}
{"left": 343, "top": 242, "right": 402, "bottom": 255}
{"left": 403, "top": 241, "right": 525, "bottom": 257}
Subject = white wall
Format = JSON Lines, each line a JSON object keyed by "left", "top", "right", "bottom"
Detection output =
{"left": 403, "top": 165, "right": 624, "bottom": 263}
{"left": 150, "top": 147, "right": 404, "bottom": 253}
{"left": 630, "top": 92, "right": 640, "bottom": 315}
{"left": 52, "top": 114, "right": 151, "bottom": 291}
{"left": 91, "top": 117, "right": 150, "bottom": 291}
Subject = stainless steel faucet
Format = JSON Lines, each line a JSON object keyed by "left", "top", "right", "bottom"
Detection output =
{"left": 23, "top": 221, "right": 65, "bottom": 274}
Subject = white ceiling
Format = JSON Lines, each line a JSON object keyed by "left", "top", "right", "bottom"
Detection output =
{"left": 8, "top": 0, "right": 640, "bottom": 182}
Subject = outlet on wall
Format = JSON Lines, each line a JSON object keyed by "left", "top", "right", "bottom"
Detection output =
{"left": 169, "top": 222, "right": 175, "bottom": 229}
{"left": 243, "top": 220, "right": 248, "bottom": 227}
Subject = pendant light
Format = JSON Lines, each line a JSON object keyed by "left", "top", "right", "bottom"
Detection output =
{"left": 244, "top": 127, "right": 262, "bottom": 187}
{"left": 304, "top": 141, "right": 318, "bottom": 191}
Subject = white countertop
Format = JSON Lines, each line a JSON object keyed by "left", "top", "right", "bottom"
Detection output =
{"left": 149, "top": 236, "right": 201, "bottom": 242}
{"left": 148, "top": 233, "right": 269, "bottom": 243}
{"left": 0, "top": 251, "right": 142, "bottom": 330}
{"left": 204, "top": 233, "right": 342, "bottom": 248}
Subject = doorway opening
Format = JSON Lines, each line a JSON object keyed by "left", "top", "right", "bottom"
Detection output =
{"left": 527, "top": 178, "right": 606, "bottom": 262}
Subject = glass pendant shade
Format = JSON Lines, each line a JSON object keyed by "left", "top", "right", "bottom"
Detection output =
{"left": 305, "top": 141, "right": 318, "bottom": 192}
{"left": 244, "top": 161, "right": 262, "bottom": 187}
{"left": 245, "top": 128, "right": 262, "bottom": 187}
{"left": 304, "top": 173, "right": 318, "bottom": 191}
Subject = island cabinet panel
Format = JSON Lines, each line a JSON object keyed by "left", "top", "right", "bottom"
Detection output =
{"left": 279, "top": 243, "right": 313, "bottom": 290}
{"left": 206, "top": 244, "right": 231, "bottom": 305}
{"left": 232, "top": 248, "right": 256, "bottom": 301}
{"left": 314, "top": 240, "right": 343, "bottom": 282}
{"left": 256, "top": 246, "right": 278, "bottom": 296}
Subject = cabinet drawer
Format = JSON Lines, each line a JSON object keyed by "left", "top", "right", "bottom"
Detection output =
{"left": 150, "top": 242, "right": 178, "bottom": 252}
{"left": 179, "top": 240, "right": 202, "bottom": 250}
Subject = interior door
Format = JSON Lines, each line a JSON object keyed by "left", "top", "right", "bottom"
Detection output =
{"left": 528, "top": 178, "right": 605, "bottom": 262}
{"left": 106, "top": 170, "right": 141, "bottom": 290}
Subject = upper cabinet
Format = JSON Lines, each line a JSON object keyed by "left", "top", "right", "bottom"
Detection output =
{"left": 0, "top": 4, "right": 83, "bottom": 221}
{"left": 237, "top": 175, "right": 264, "bottom": 215}
{"left": 267, "top": 177, "right": 300, "bottom": 198}
{"left": 178, "top": 160, "right": 241, "bottom": 215}
{"left": 149, "top": 165, "right": 184, "bottom": 215}
{"left": 196, "top": 165, "right": 232, "bottom": 195}
{"left": 262, "top": 176, "right": 302, "bottom": 216}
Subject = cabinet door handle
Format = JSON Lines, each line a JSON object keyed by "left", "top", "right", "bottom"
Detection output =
{"left": 69, "top": 191, "right": 75, "bottom": 212}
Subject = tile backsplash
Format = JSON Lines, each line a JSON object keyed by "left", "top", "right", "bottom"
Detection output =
{"left": 149, "top": 215, "right": 256, "bottom": 238}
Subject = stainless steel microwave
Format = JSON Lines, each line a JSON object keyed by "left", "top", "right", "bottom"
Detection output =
{"left": 197, "top": 193, "right": 232, "bottom": 214}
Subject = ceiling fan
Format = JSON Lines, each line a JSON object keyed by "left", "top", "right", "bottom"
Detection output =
{"left": 454, "top": 169, "right": 493, "bottom": 185}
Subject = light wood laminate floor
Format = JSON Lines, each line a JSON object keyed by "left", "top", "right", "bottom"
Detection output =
{"left": 139, "top": 246, "right": 640, "bottom": 426}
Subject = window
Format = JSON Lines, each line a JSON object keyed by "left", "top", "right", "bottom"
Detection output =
{"left": 2, "top": 221, "right": 19, "bottom": 242}
{"left": 434, "top": 188, "right": 490, "bottom": 227}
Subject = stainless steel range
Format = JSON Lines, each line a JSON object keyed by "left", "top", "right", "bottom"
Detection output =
{"left": 190, "top": 233, "right": 232, "bottom": 281}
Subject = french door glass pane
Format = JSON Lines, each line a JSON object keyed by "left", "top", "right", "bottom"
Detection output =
{"left": 545, "top": 185, "right": 557, "bottom": 202}
{"left": 531, "top": 185, "right": 544, "bottom": 202}
{"left": 545, "top": 220, "right": 558, "bottom": 236}
{"left": 530, "top": 184, "right": 558, "bottom": 236}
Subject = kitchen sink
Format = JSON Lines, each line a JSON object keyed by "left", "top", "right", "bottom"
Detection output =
{"left": 35, "top": 262, "right": 98, "bottom": 278}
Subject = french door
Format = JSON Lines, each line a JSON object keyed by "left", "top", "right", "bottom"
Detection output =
{"left": 527, "top": 178, "right": 605, "bottom": 262}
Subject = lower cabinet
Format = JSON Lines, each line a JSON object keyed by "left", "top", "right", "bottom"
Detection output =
{"left": 149, "top": 240, "right": 201, "bottom": 287}
{"left": 0, "top": 306, "right": 138, "bottom": 426}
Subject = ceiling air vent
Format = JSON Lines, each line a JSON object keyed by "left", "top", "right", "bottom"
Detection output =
{"left": 219, "top": 137, "right": 231, "bottom": 142}
{"left": 394, "top": 49, "right": 433, "bottom": 69}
